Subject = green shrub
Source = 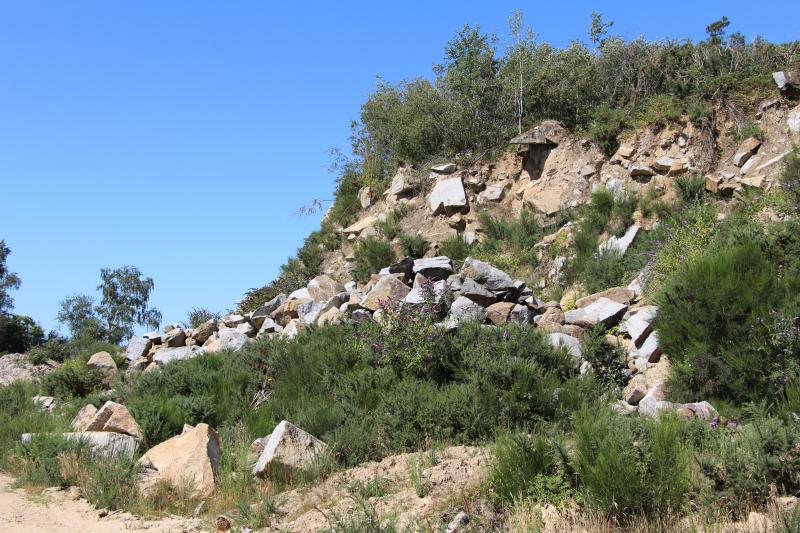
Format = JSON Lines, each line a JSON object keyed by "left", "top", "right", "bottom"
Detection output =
{"left": 573, "top": 408, "right": 690, "bottom": 521}
{"left": 472, "top": 207, "right": 542, "bottom": 274}
{"left": 27, "top": 337, "right": 70, "bottom": 365}
{"left": 488, "top": 431, "right": 570, "bottom": 507}
{"left": 0, "top": 313, "right": 44, "bottom": 354}
{"left": 15, "top": 435, "right": 89, "bottom": 487}
{"left": 397, "top": 233, "right": 428, "bottom": 258}
{"left": 352, "top": 237, "right": 396, "bottom": 283}
{"left": 439, "top": 233, "right": 472, "bottom": 262}
{"left": 79, "top": 457, "right": 139, "bottom": 510}
{"left": 780, "top": 149, "right": 800, "bottom": 207}
{"left": 581, "top": 325, "right": 628, "bottom": 390}
{"left": 727, "top": 120, "right": 765, "bottom": 143}
{"left": 696, "top": 416, "right": 800, "bottom": 516}
{"left": 675, "top": 175, "right": 706, "bottom": 203}
{"left": 374, "top": 205, "right": 410, "bottom": 241}
{"left": 587, "top": 104, "right": 627, "bottom": 156}
{"left": 42, "top": 358, "right": 107, "bottom": 399}
{"left": 639, "top": 94, "right": 683, "bottom": 127}
{"left": 185, "top": 307, "right": 220, "bottom": 328}
{"left": 654, "top": 240, "right": 792, "bottom": 402}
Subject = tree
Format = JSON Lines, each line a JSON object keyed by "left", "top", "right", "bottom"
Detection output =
{"left": 705, "top": 16, "right": 730, "bottom": 45}
{"left": 589, "top": 12, "right": 613, "bottom": 49}
{"left": 0, "top": 240, "right": 21, "bottom": 314}
{"left": 507, "top": 10, "right": 536, "bottom": 134}
{"left": 96, "top": 266, "right": 161, "bottom": 344}
{"left": 57, "top": 266, "right": 161, "bottom": 345}
{"left": 0, "top": 314, "right": 44, "bottom": 353}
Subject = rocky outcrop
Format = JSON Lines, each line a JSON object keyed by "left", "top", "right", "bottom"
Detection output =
{"left": 84, "top": 401, "right": 142, "bottom": 440}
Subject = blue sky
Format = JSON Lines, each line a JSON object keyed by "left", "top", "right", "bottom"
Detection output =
{"left": 2, "top": 1, "right": 799, "bottom": 334}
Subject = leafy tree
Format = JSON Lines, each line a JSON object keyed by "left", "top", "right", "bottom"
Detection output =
{"left": 57, "top": 266, "right": 161, "bottom": 345}
{"left": 588, "top": 12, "right": 613, "bottom": 49}
{"left": 0, "top": 314, "right": 44, "bottom": 354}
{"left": 0, "top": 240, "right": 21, "bottom": 314}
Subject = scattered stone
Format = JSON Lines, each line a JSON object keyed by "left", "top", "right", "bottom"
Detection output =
{"left": 85, "top": 401, "right": 143, "bottom": 439}
{"left": 617, "top": 143, "right": 635, "bottom": 159}
{"left": 138, "top": 423, "right": 221, "bottom": 498}
{"left": 486, "top": 302, "right": 516, "bottom": 326}
{"left": 429, "top": 177, "right": 469, "bottom": 216}
{"left": 637, "top": 332, "right": 662, "bottom": 362}
{"left": 741, "top": 175, "right": 765, "bottom": 188}
{"left": 124, "top": 336, "right": 152, "bottom": 362}
{"left": 458, "top": 278, "right": 498, "bottom": 307}
{"left": 547, "top": 333, "right": 582, "bottom": 367}
{"left": 192, "top": 320, "right": 218, "bottom": 344}
{"left": 599, "top": 225, "right": 639, "bottom": 256}
{"left": 575, "top": 287, "right": 635, "bottom": 309}
{"left": 361, "top": 276, "right": 411, "bottom": 311}
{"left": 235, "top": 322, "right": 256, "bottom": 337}
{"left": 32, "top": 395, "right": 56, "bottom": 411}
{"left": 621, "top": 308, "right": 657, "bottom": 346}
{"left": 564, "top": 297, "right": 627, "bottom": 327}
{"left": 153, "top": 346, "right": 205, "bottom": 364}
{"left": 431, "top": 163, "right": 456, "bottom": 174}
{"left": 773, "top": 71, "right": 800, "bottom": 95}
{"left": 250, "top": 295, "right": 287, "bottom": 329}
{"left": 789, "top": 107, "right": 800, "bottom": 135}
{"left": 316, "top": 307, "right": 344, "bottom": 326}
{"left": 461, "top": 257, "right": 514, "bottom": 292}
{"left": 385, "top": 167, "right": 417, "bottom": 200}
{"left": 630, "top": 165, "right": 655, "bottom": 178}
{"left": 307, "top": 275, "right": 345, "bottom": 303}
{"left": 623, "top": 374, "right": 648, "bottom": 405}
{"left": 477, "top": 183, "right": 508, "bottom": 204}
{"left": 446, "top": 296, "right": 487, "bottom": 326}
{"left": 509, "top": 304, "right": 533, "bottom": 324}
{"left": 71, "top": 404, "right": 98, "bottom": 432}
{"left": 343, "top": 216, "right": 377, "bottom": 236}
{"left": 252, "top": 421, "right": 328, "bottom": 476}
{"left": 358, "top": 186, "right": 372, "bottom": 209}
{"left": 412, "top": 256, "right": 453, "bottom": 281}
{"left": 652, "top": 156, "right": 674, "bottom": 172}
{"left": 21, "top": 431, "right": 138, "bottom": 460}
{"left": 612, "top": 400, "right": 638, "bottom": 416}
{"left": 162, "top": 328, "right": 186, "bottom": 347}
{"left": 733, "top": 137, "right": 762, "bottom": 167}
{"left": 87, "top": 351, "right": 117, "bottom": 372}
{"left": 281, "top": 319, "right": 305, "bottom": 339}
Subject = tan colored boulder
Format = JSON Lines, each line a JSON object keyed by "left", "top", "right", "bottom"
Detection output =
{"left": 486, "top": 302, "right": 516, "bottom": 326}
{"left": 71, "top": 404, "right": 98, "bottom": 432}
{"left": 623, "top": 374, "right": 648, "bottom": 405}
{"left": 316, "top": 307, "right": 344, "bottom": 326}
{"left": 361, "top": 276, "right": 411, "bottom": 311}
{"left": 575, "top": 287, "right": 635, "bottom": 309}
{"left": 192, "top": 320, "right": 217, "bottom": 344}
{"left": 536, "top": 307, "right": 565, "bottom": 330}
{"left": 85, "top": 401, "right": 142, "bottom": 439}
{"left": 307, "top": 275, "right": 344, "bottom": 303}
{"left": 137, "top": 423, "right": 221, "bottom": 498}
{"left": 252, "top": 421, "right": 328, "bottom": 476}
{"left": 162, "top": 328, "right": 186, "bottom": 347}
{"left": 87, "top": 351, "right": 117, "bottom": 371}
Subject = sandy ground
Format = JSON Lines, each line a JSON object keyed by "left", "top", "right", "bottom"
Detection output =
{"left": 0, "top": 474, "right": 197, "bottom": 532}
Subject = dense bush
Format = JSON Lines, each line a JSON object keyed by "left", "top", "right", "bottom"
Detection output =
{"left": 352, "top": 236, "right": 396, "bottom": 283}
{"left": 438, "top": 233, "right": 472, "bottom": 262}
{"left": 573, "top": 408, "right": 690, "bottom": 521}
{"left": 0, "top": 313, "right": 44, "bottom": 354}
{"left": 654, "top": 239, "right": 795, "bottom": 402}
{"left": 675, "top": 175, "right": 706, "bottom": 203}
{"left": 42, "top": 358, "right": 107, "bottom": 399}
{"left": 397, "top": 233, "right": 429, "bottom": 258}
{"left": 581, "top": 325, "right": 628, "bottom": 390}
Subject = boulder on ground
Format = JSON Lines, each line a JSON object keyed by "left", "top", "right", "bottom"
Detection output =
{"left": 85, "top": 401, "right": 142, "bottom": 439}
{"left": 32, "top": 395, "right": 56, "bottom": 411}
{"left": 252, "top": 420, "right": 328, "bottom": 476}
{"left": 307, "top": 275, "right": 345, "bottom": 303}
{"left": 461, "top": 257, "right": 514, "bottom": 292}
{"left": 125, "top": 336, "right": 152, "bottom": 362}
{"left": 623, "top": 374, "right": 648, "bottom": 405}
{"left": 773, "top": 71, "right": 800, "bottom": 95}
{"left": 281, "top": 319, "right": 305, "bottom": 339}
{"left": 431, "top": 163, "right": 456, "bottom": 174}
{"left": 621, "top": 307, "right": 657, "bottom": 346}
{"left": 564, "top": 297, "right": 627, "bottom": 327}
{"left": 429, "top": 177, "right": 469, "bottom": 215}
{"left": 412, "top": 256, "right": 453, "bottom": 281}
{"left": 509, "top": 304, "right": 534, "bottom": 324}
{"left": 385, "top": 167, "right": 417, "bottom": 200}
{"left": 403, "top": 280, "right": 448, "bottom": 306}
{"left": 153, "top": 345, "right": 205, "bottom": 364}
{"left": 599, "top": 225, "right": 639, "bottom": 256}
{"left": 87, "top": 351, "right": 117, "bottom": 372}
{"left": 137, "top": 423, "right": 221, "bottom": 498}
{"left": 162, "top": 328, "right": 186, "bottom": 347}
{"left": 204, "top": 329, "right": 252, "bottom": 352}
{"left": 486, "top": 302, "right": 516, "bottom": 326}
{"left": 71, "top": 404, "right": 98, "bottom": 432}
{"left": 575, "top": 287, "right": 635, "bottom": 309}
{"left": 457, "top": 278, "right": 498, "bottom": 307}
{"left": 361, "top": 276, "right": 411, "bottom": 311}
{"left": 445, "top": 296, "right": 487, "bottom": 327}
{"left": 316, "top": 307, "right": 344, "bottom": 326}
{"left": 250, "top": 295, "right": 287, "bottom": 329}
{"left": 547, "top": 333, "right": 582, "bottom": 366}
{"left": 192, "top": 320, "right": 218, "bottom": 344}
{"left": 21, "top": 431, "right": 138, "bottom": 460}
{"left": 733, "top": 137, "right": 762, "bottom": 167}
{"left": 235, "top": 322, "right": 256, "bottom": 337}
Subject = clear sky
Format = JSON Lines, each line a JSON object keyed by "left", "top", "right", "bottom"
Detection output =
{"left": 2, "top": 1, "right": 799, "bottom": 334}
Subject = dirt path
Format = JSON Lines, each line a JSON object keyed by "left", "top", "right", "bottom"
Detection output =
{"left": 0, "top": 474, "right": 198, "bottom": 532}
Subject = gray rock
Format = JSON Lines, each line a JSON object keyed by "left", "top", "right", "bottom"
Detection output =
{"left": 21, "top": 431, "right": 138, "bottom": 460}
{"left": 358, "top": 186, "right": 372, "bottom": 209}
{"left": 445, "top": 296, "right": 487, "bottom": 326}
{"left": 477, "top": 183, "right": 508, "bottom": 204}
{"left": 548, "top": 333, "right": 582, "bottom": 366}
{"left": 250, "top": 295, "right": 287, "bottom": 329}
{"left": 413, "top": 256, "right": 453, "bottom": 280}
{"left": 32, "top": 395, "right": 56, "bottom": 411}
{"left": 206, "top": 329, "right": 253, "bottom": 352}
{"left": 652, "top": 156, "right": 674, "bottom": 172}
{"left": 153, "top": 346, "right": 205, "bottom": 364}
{"left": 124, "top": 336, "right": 152, "bottom": 362}
{"left": 288, "top": 287, "right": 311, "bottom": 300}
{"left": 789, "top": 107, "right": 800, "bottom": 135}
{"left": 636, "top": 331, "right": 661, "bottom": 362}
{"left": 431, "top": 163, "right": 456, "bottom": 174}
{"left": 403, "top": 280, "right": 448, "bottom": 306}
{"left": 351, "top": 309, "right": 373, "bottom": 322}
{"left": 630, "top": 165, "right": 655, "bottom": 178}
{"left": 192, "top": 320, "right": 218, "bottom": 345}
{"left": 256, "top": 317, "right": 280, "bottom": 336}
{"left": 564, "top": 297, "right": 627, "bottom": 327}
{"left": 461, "top": 257, "right": 514, "bottom": 292}
{"left": 252, "top": 420, "right": 328, "bottom": 476}
{"left": 162, "top": 328, "right": 186, "bottom": 347}
{"left": 429, "top": 177, "right": 469, "bottom": 215}
{"left": 457, "top": 277, "right": 498, "bottom": 307}
{"left": 600, "top": 225, "right": 639, "bottom": 256}
{"left": 143, "top": 331, "right": 162, "bottom": 344}
{"left": 509, "top": 304, "right": 534, "bottom": 324}
{"left": 235, "top": 322, "right": 257, "bottom": 337}
{"left": 621, "top": 307, "right": 657, "bottom": 346}
{"left": 386, "top": 167, "right": 417, "bottom": 199}
{"left": 773, "top": 71, "right": 800, "bottom": 95}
